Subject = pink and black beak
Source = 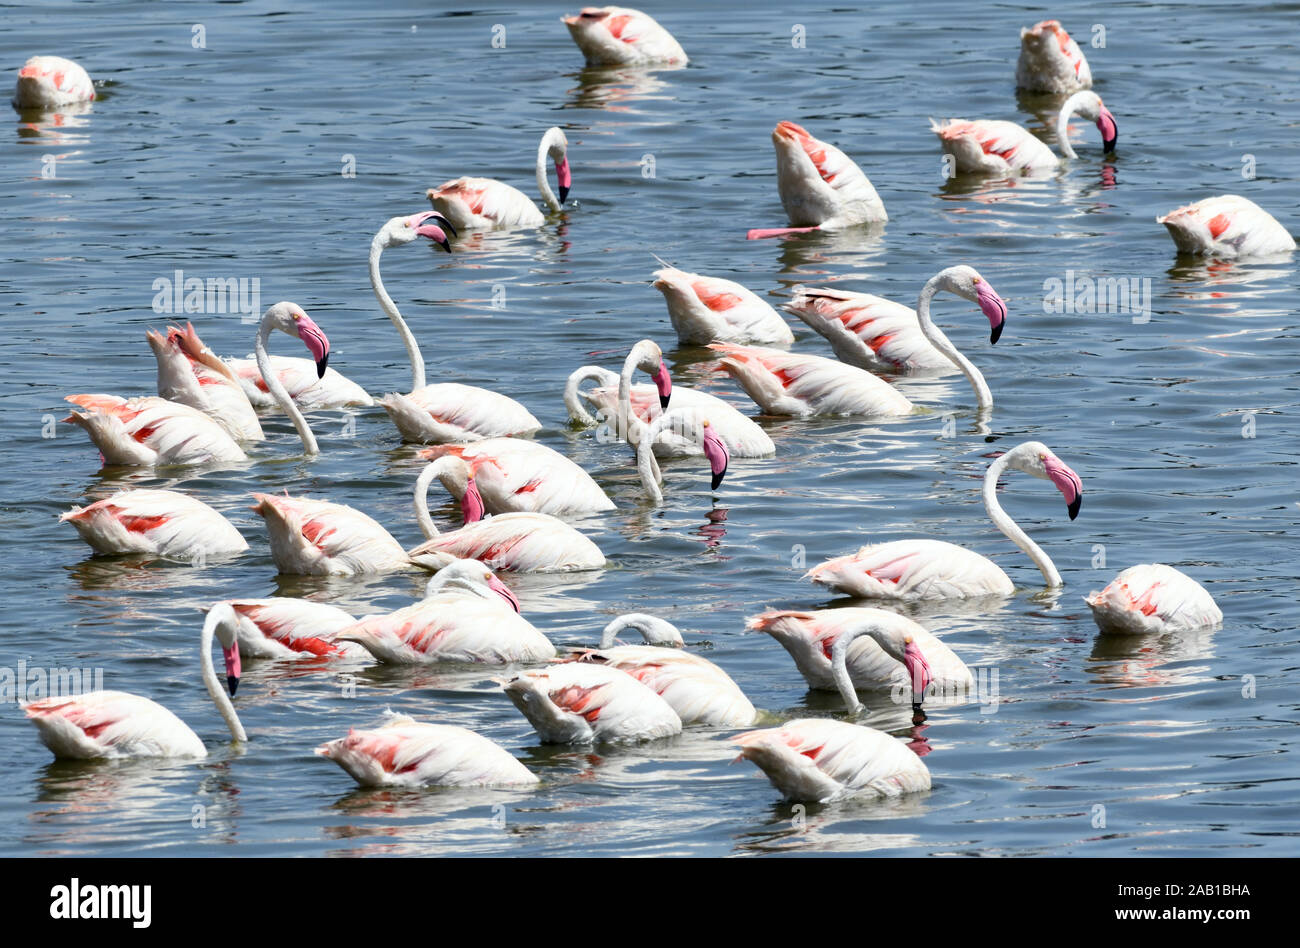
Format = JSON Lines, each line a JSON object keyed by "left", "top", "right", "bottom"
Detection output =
{"left": 1097, "top": 105, "right": 1118, "bottom": 154}
{"left": 556, "top": 157, "right": 571, "bottom": 205}
{"left": 485, "top": 572, "right": 520, "bottom": 613}
{"left": 411, "top": 211, "right": 457, "bottom": 252}
{"left": 904, "top": 639, "right": 932, "bottom": 711}
{"left": 295, "top": 313, "right": 331, "bottom": 378}
{"left": 651, "top": 359, "right": 672, "bottom": 411}
{"left": 701, "top": 422, "right": 729, "bottom": 491}
{"left": 223, "top": 641, "right": 242, "bottom": 697}
{"left": 975, "top": 279, "right": 1008, "bottom": 345}
{"left": 460, "top": 475, "right": 486, "bottom": 525}
{"left": 1044, "top": 454, "right": 1083, "bottom": 520}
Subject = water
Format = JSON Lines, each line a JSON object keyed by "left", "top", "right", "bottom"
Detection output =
{"left": 3, "top": 0, "right": 1297, "bottom": 857}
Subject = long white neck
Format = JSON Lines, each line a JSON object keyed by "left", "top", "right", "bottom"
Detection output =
{"left": 369, "top": 234, "right": 426, "bottom": 392}
{"left": 600, "top": 613, "right": 681, "bottom": 648}
{"left": 830, "top": 626, "right": 883, "bottom": 714}
{"left": 255, "top": 315, "right": 318, "bottom": 455}
{"left": 414, "top": 464, "right": 441, "bottom": 538}
{"left": 916, "top": 274, "right": 993, "bottom": 413}
{"left": 983, "top": 454, "right": 1061, "bottom": 587}
{"left": 536, "top": 133, "right": 562, "bottom": 212}
{"left": 200, "top": 610, "right": 247, "bottom": 743}
{"left": 1054, "top": 93, "right": 1086, "bottom": 160}
{"left": 564, "top": 366, "right": 614, "bottom": 426}
{"left": 636, "top": 434, "right": 664, "bottom": 505}
{"left": 617, "top": 349, "right": 652, "bottom": 446}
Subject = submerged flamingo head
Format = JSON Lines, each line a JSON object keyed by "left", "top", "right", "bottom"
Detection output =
{"left": 701, "top": 420, "right": 729, "bottom": 490}
{"left": 903, "top": 636, "right": 932, "bottom": 705}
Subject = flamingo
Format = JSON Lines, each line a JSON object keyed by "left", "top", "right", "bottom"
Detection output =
{"left": 1157, "top": 195, "right": 1296, "bottom": 258}
{"left": 65, "top": 302, "right": 331, "bottom": 466}
{"left": 316, "top": 713, "right": 537, "bottom": 788}
{"left": 652, "top": 266, "right": 795, "bottom": 346}
{"left": 407, "top": 459, "right": 606, "bottom": 572}
{"left": 12, "top": 55, "right": 93, "bottom": 109}
{"left": 427, "top": 127, "right": 570, "bottom": 232}
{"left": 498, "top": 662, "right": 682, "bottom": 743}
{"left": 1085, "top": 564, "right": 1222, "bottom": 635}
{"left": 148, "top": 324, "right": 264, "bottom": 441}
{"left": 635, "top": 409, "right": 730, "bottom": 506}
{"left": 709, "top": 343, "right": 913, "bottom": 418}
{"left": 564, "top": 340, "right": 776, "bottom": 457}
{"left": 932, "top": 91, "right": 1118, "bottom": 175}
{"left": 22, "top": 604, "right": 246, "bottom": 759}
{"left": 562, "top": 7, "right": 688, "bottom": 65}
{"left": 156, "top": 321, "right": 371, "bottom": 413}
{"left": 60, "top": 489, "right": 248, "bottom": 559}
{"left": 370, "top": 212, "right": 542, "bottom": 443}
{"left": 222, "top": 598, "right": 363, "bottom": 660}
{"left": 733, "top": 719, "right": 930, "bottom": 803}
{"left": 784, "top": 286, "right": 952, "bottom": 373}
{"left": 424, "top": 556, "right": 522, "bottom": 611}
{"left": 805, "top": 440, "right": 1083, "bottom": 600}
{"left": 337, "top": 567, "right": 555, "bottom": 665}
{"left": 252, "top": 491, "right": 409, "bottom": 576}
{"left": 568, "top": 614, "right": 757, "bottom": 726}
{"left": 1016, "top": 20, "right": 1093, "bottom": 93}
{"left": 794, "top": 266, "right": 1007, "bottom": 415}
{"left": 417, "top": 439, "right": 615, "bottom": 515}
{"left": 749, "top": 609, "right": 972, "bottom": 707}
{"left": 747, "top": 121, "right": 888, "bottom": 239}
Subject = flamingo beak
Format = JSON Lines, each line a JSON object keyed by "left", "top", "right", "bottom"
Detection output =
{"left": 1044, "top": 455, "right": 1083, "bottom": 520}
{"left": 411, "top": 211, "right": 457, "bottom": 252}
{"left": 295, "top": 314, "right": 331, "bottom": 378}
{"left": 652, "top": 359, "right": 672, "bottom": 410}
{"left": 460, "top": 476, "right": 486, "bottom": 524}
{"left": 701, "top": 422, "right": 730, "bottom": 490}
{"left": 975, "top": 280, "right": 1007, "bottom": 344}
{"left": 222, "top": 642, "right": 242, "bottom": 697}
{"left": 904, "top": 640, "right": 932, "bottom": 708}
{"left": 555, "top": 157, "right": 571, "bottom": 205}
{"left": 486, "top": 573, "right": 521, "bottom": 613}
{"left": 1097, "top": 106, "right": 1118, "bottom": 154}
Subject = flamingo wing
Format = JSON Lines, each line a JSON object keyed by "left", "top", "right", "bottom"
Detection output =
{"left": 380, "top": 383, "right": 541, "bottom": 444}
{"left": 580, "top": 646, "right": 756, "bottom": 726}
{"left": 251, "top": 493, "right": 409, "bottom": 576}
{"left": 932, "top": 119, "right": 1058, "bottom": 174}
{"left": 408, "top": 512, "right": 605, "bottom": 573}
{"left": 428, "top": 176, "right": 544, "bottom": 231}
{"left": 23, "top": 690, "right": 206, "bottom": 759}
{"left": 317, "top": 718, "right": 537, "bottom": 787}
{"left": 710, "top": 343, "right": 912, "bottom": 417}
{"left": 805, "top": 538, "right": 1014, "bottom": 600}
{"left": 423, "top": 439, "right": 614, "bottom": 515}
{"left": 225, "top": 598, "right": 361, "bottom": 659}
{"left": 65, "top": 394, "right": 247, "bottom": 466}
{"left": 60, "top": 488, "right": 247, "bottom": 558}
{"left": 1157, "top": 194, "right": 1296, "bottom": 258}
{"left": 785, "top": 286, "right": 950, "bottom": 372}
{"left": 501, "top": 662, "right": 682, "bottom": 743}
{"left": 1085, "top": 563, "right": 1222, "bottom": 634}
{"left": 337, "top": 594, "right": 555, "bottom": 664}
{"left": 653, "top": 267, "right": 794, "bottom": 346}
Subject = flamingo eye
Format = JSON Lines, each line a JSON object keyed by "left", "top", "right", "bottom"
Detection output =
{"left": 973, "top": 277, "right": 981, "bottom": 284}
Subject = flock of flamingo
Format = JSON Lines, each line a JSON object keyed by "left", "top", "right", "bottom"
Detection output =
{"left": 16, "top": 9, "right": 1286, "bottom": 805}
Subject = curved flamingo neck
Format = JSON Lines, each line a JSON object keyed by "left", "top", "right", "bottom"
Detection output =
{"left": 255, "top": 315, "right": 318, "bottom": 455}
{"left": 983, "top": 454, "right": 1061, "bottom": 588}
{"left": 1055, "top": 93, "right": 1087, "bottom": 160}
{"left": 599, "top": 613, "right": 680, "bottom": 648}
{"left": 369, "top": 234, "right": 426, "bottom": 392}
{"left": 414, "top": 464, "right": 441, "bottom": 538}
{"left": 618, "top": 345, "right": 658, "bottom": 446}
{"left": 564, "top": 366, "right": 614, "bottom": 426}
{"left": 917, "top": 274, "right": 993, "bottom": 413}
{"left": 200, "top": 609, "right": 247, "bottom": 743}
{"left": 536, "top": 133, "right": 562, "bottom": 212}
{"left": 830, "top": 625, "right": 883, "bottom": 714}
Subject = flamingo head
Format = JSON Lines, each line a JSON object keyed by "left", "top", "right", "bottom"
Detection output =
{"left": 700, "top": 420, "right": 729, "bottom": 490}
{"left": 211, "top": 604, "right": 243, "bottom": 697}
{"left": 460, "top": 468, "right": 487, "bottom": 524}
{"left": 266, "top": 302, "right": 330, "bottom": 377}
{"left": 484, "top": 570, "right": 520, "bottom": 612}
{"left": 543, "top": 126, "right": 572, "bottom": 204}
{"left": 1011, "top": 441, "right": 1083, "bottom": 520}
{"left": 1094, "top": 100, "right": 1118, "bottom": 154}
{"left": 942, "top": 266, "right": 1008, "bottom": 344}
{"left": 635, "top": 340, "right": 672, "bottom": 409}
{"left": 902, "top": 635, "right": 932, "bottom": 706}
{"left": 427, "top": 558, "right": 520, "bottom": 612}
{"left": 1063, "top": 91, "right": 1118, "bottom": 154}
{"left": 381, "top": 212, "right": 455, "bottom": 251}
